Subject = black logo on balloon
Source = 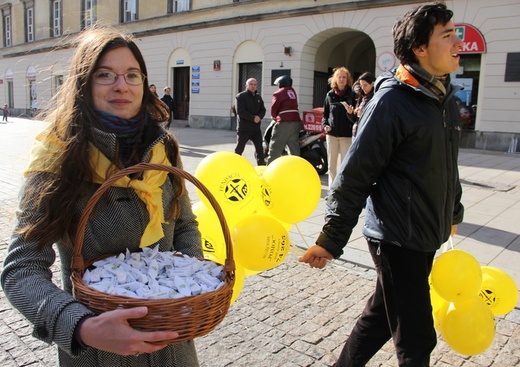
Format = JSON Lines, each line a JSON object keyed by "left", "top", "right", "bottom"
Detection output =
{"left": 224, "top": 178, "right": 248, "bottom": 203}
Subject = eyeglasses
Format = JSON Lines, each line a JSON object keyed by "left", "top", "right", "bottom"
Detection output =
{"left": 92, "top": 70, "right": 146, "bottom": 86}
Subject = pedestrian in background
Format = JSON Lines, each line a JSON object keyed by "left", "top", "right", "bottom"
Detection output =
{"left": 267, "top": 75, "right": 302, "bottom": 164}
{"left": 161, "top": 86, "right": 175, "bottom": 129}
{"left": 321, "top": 67, "right": 356, "bottom": 188}
{"left": 351, "top": 71, "right": 376, "bottom": 138}
{"left": 299, "top": 2, "right": 464, "bottom": 366}
{"left": 234, "top": 77, "right": 266, "bottom": 166}
{"left": 2, "top": 104, "right": 9, "bottom": 122}
{"left": 149, "top": 84, "right": 159, "bottom": 98}
{"left": 1, "top": 26, "right": 202, "bottom": 367}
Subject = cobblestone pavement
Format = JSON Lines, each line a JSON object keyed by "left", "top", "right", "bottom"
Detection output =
{"left": 1, "top": 118, "right": 519, "bottom": 367}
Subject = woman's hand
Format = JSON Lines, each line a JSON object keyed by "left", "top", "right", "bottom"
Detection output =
{"left": 79, "top": 307, "right": 179, "bottom": 356}
{"left": 323, "top": 125, "right": 332, "bottom": 133}
{"left": 341, "top": 101, "right": 355, "bottom": 114}
{"left": 298, "top": 245, "right": 334, "bottom": 269}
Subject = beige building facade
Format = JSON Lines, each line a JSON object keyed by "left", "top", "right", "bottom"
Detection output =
{"left": 0, "top": 0, "right": 519, "bottom": 151}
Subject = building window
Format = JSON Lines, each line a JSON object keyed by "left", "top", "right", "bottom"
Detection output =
{"left": 24, "top": 1, "right": 35, "bottom": 42}
{"left": 51, "top": 0, "right": 62, "bottom": 37}
{"left": 2, "top": 5, "right": 12, "bottom": 47}
{"left": 122, "top": 0, "right": 138, "bottom": 23}
{"left": 54, "top": 75, "right": 63, "bottom": 96}
{"left": 82, "top": 0, "right": 95, "bottom": 28}
{"left": 168, "top": 0, "right": 190, "bottom": 14}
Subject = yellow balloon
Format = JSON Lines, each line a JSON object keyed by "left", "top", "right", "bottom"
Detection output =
{"left": 244, "top": 268, "right": 261, "bottom": 276}
{"left": 255, "top": 165, "right": 267, "bottom": 177}
{"left": 232, "top": 214, "right": 289, "bottom": 271}
{"left": 230, "top": 265, "right": 246, "bottom": 306}
{"left": 193, "top": 201, "right": 227, "bottom": 264}
{"left": 441, "top": 296, "right": 495, "bottom": 356}
{"left": 479, "top": 266, "right": 519, "bottom": 316}
{"left": 194, "top": 151, "right": 262, "bottom": 226}
{"left": 432, "top": 293, "right": 450, "bottom": 333}
{"left": 430, "top": 249, "right": 482, "bottom": 302}
{"left": 252, "top": 197, "right": 293, "bottom": 231}
{"left": 429, "top": 274, "right": 449, "bottom": 332}
{"left": 261, "top": 155, "right": 321, "bottom": 224}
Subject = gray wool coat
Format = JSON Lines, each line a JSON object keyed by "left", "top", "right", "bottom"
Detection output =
{"left": 1, "top": 126, "right": 203, "bottom": 366}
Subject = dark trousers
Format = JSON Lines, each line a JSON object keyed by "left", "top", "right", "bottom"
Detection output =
{"left": 336, "top": 241, "right": 437, "bottom": 367}
{"left": 235, "top": 129, "right": 265, "bottom": 166}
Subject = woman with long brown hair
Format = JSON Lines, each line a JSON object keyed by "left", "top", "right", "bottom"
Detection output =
{"left": 1, "top": 26, "right": 202, "bottom": 366}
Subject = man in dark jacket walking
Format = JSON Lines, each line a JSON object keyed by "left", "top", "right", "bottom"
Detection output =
{"left": 234, "top": 78, "right": 266, "bottom": 166}
{"left": 160, "top": 86, "right": 175, "bottom": 129}
{"left": 299, "top": 3, "right": 465, "bottom": 366}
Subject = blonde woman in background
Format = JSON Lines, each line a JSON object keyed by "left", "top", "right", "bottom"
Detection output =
{"left": 321, "top": 67, "right": 357, "bottom": 189}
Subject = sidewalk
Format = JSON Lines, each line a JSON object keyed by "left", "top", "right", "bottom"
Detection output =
{"left": 0, "top": 117, "right": 519, "bottom": 367}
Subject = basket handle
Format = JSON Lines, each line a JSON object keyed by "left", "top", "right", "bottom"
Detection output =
{"left": 71, "top": 163, "right": 234, "bottom": 273}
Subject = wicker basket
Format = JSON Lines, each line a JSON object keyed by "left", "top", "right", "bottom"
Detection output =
{"left": 71, "top": 163, "right": 235, "bottom": 345}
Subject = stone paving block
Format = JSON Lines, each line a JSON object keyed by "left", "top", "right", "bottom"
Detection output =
{"left": 0, "top": 350, "right": 17, "bottom": 367}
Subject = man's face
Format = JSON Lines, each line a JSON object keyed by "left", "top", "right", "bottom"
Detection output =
{"left": 246, "top": 79, "right": 257, "bottom": 93}
{"left": 414, "top": 20, "right": 464, "bottom": 76}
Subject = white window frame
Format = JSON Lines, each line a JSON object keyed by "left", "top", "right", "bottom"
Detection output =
{"left": 172, "top": 0, "right": 190, "bottom": 13}
{"left": 84, "top": 0, "right": 95, "bottom": 27}
{"left": 4, "top": 14, "right": 11, "bottom": 47}
{"left": 123, "top": 0, "right": 137, "bottom": 22}
{"left": 26, "top": 7, "right": 34, "bottom": 42}
{"left": 52, "top": 0, "right": 61, "bottom": 37}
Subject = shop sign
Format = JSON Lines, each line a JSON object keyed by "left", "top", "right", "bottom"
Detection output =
{"left": 455, "top": 23, "right": 486, "bottom": 54}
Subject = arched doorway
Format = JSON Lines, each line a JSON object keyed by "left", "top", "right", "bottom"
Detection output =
{"left": 233, "top": 41, "right": 264, "bottom": 97}
{"left": 302, "top": 29, "right": 376, "bottom": 108}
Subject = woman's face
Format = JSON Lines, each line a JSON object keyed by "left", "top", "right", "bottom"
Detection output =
{"left": 359, "top": 80, "right": 374, "bottom": 95}
{"left": 336, "top": 71, "right": 348, "bottom": 90}
{"left": 92, "top": 47, "right": 144, "bottom": 119}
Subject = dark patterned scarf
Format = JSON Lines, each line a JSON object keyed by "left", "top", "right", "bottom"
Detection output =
{"left": 404, "top": 63, "right": 449, "bottom": 102}
{"left": 96, "top": 110, "right": 146, "bottom": 167}
{"left": 96, "top": 110, "right": 143, "bottom": 134}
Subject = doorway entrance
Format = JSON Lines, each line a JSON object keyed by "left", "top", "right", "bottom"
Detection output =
{"left": 173, "top": 66, "right": 190, "bottom": 120}
{"left": 452, "top": 54, "right": 481, "bottom": 130}
{"left": 310, "top": 29, "right": 375, "bottom": 109}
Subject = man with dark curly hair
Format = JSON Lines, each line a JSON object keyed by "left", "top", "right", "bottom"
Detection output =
{"left": 300, "top": 3, "right": 465, "bottom": 366}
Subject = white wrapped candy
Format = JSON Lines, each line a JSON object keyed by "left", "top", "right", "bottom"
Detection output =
{"left": 83, "top": 248, "right": 224, "bottom": 299}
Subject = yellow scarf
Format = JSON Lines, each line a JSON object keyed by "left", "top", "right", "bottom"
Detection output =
{"left": 25, "top": 128, "right": 171, "bottom": 248}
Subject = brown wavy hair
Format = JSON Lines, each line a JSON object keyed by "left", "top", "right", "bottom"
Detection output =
{"left": 328, "top": 67, "right": 353, "bottom": 90}
{"left": 21, "top": 26, "right": 183, "bottom": 247}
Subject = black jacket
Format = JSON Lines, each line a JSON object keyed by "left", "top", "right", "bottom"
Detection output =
{"left": 322, "top": 88, "right": 357, "bottom": 137}
{"left": 235, "top": 89, "right": 266, "bottom": 132}
{"left": 160, "top": 94, "right": 175, "bottom": 112}
{"left": 316, "top": 66, "right": 464, "bottom": 257}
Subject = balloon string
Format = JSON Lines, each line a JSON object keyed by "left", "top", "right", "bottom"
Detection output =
{"left": 291, "top": 223, "right": 341, "bottom": 283}
{"left": 442, "top": 236, "right": 455, "bottom": 253}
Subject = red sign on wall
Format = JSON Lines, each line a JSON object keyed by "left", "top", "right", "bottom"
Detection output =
{"left": 455, "top": 23, "right": 486, "bottom": 54}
